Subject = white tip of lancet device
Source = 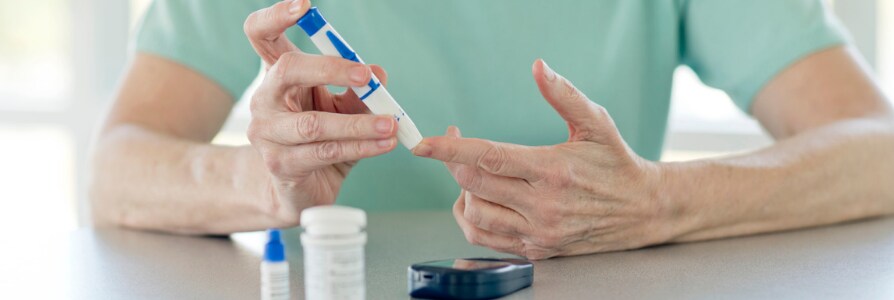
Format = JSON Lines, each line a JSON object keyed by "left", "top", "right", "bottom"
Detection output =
{"left": 398, "top": 118, "right": 423, "bottom": 150}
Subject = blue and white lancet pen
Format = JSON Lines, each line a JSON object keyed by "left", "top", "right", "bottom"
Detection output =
{"left": 297, "top": 7, "right": 424, "bottom": 150}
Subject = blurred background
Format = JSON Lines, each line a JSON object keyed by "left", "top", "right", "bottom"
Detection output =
{"left": 0, "top": 0, "right": 891, "bottom": 241}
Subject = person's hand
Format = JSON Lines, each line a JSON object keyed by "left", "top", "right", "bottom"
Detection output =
{"left": 413, "top": 60, "right": 674, "bottom": 259}
{"left": 244, "top": 0, "right": 398, "bottom": 225}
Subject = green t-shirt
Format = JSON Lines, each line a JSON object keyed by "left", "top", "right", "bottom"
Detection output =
{"left": 136, "top": 0, "right": 845, "bottom": 211}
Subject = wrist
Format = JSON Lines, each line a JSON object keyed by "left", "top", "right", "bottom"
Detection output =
{"left": 234, "top": 146, "right": 281, "bottom": 222}
{"left": 650, "top": 161, "right": 704, "bottom": 244}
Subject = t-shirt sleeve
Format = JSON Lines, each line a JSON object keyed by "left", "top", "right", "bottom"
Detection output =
{"left": 681, "top": 0, "right": 848, "bottom": 113}
{"left": 134, "top": 0, "right": 268, "bottom": 99}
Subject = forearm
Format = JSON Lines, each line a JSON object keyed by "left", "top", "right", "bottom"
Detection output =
{"left": 664, "top": 116, "right": 894, "bottom": 242}
{"left": 90, "top": 124, "right": 276, "bottom": 235}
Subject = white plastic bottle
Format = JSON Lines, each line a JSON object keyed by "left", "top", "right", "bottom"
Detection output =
{"left": 300, "top": 206, "right": 367, "bottom": 300}
{"left": 261, "top": 229, "right": 290, "bottom": 300}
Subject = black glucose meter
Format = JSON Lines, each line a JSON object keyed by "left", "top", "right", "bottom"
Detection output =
{"left": 408, "top": 258, "right": 533, "bottom": 299}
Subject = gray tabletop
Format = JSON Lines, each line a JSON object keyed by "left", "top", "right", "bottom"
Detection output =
{"left": 5, "top": 212, "right": 894, "bottom": 299}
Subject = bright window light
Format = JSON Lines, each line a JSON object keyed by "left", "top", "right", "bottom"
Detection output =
{"left": 0, "top": 0, "right": 71, "bottom": 110}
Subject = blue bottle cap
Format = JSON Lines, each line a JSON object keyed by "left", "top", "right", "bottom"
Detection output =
{"left": 264, "top": 228, "right": 286, "bottom": 262}
{"left": 296, "top": 7, "right": 327, "bottom": 36}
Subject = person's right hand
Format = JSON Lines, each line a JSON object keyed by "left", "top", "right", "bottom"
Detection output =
{"left": 244, "top": 0, "right": 398, "bottom": 226}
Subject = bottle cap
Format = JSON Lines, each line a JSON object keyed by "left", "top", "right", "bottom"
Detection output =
{"left": 300, "top": 205, "right": 366, "bottom": 235}
{"left": 263, "top": 228, "right": 286, "bottom": 262}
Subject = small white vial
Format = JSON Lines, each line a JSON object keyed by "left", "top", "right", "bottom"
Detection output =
{"left": 300, "top": 206, "right": 367, "bottom": 300}
{"left": 261, "top": 229, "right": 290, "bottom": 300}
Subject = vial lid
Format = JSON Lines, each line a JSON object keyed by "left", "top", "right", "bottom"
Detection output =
{"left": 300, "top": 205, "right": 366, "bottom": 235}
{"left": 263, "top": 228, "right": 286, "bottom": 262}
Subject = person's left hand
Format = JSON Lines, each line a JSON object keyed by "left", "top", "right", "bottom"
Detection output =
{"left": 412, "top": 60, "right": 676, "bottom": 259}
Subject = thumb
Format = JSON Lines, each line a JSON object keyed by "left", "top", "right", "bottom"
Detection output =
{"left": 244, "top": 0, "right": 308, "bottom": 66}
{"left": 532, "top": 59, "right": 618, "bottom": 143}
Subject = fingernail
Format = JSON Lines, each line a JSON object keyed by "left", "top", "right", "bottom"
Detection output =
{"left": 375, "top": 117, "right": 393, "bottom": 134}
{"left": 288, "top": 0, "right": 306, "bottom": 15}
{"left": 542, "top": 60, "right": 557, "bottom": 82}
{"left": 376, "top": 138, "right": 394, "bottom": 148}
{"left": 412, "top": 143, "right": 433, "bottom": 157}
{"left": 350, "top": 66, "right": 368, "bottom": 85}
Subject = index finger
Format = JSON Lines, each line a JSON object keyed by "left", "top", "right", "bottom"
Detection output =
{"left": 244, "top": 0, "right": 310, "bottom": 65}
{"left": 252, "top": 111, "right": 396, "bottom": 145}
{"left": 413, "top": 128, "right": 546, "bottom": 181}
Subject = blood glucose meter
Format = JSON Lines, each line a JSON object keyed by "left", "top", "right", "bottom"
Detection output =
{"left": 408, "top": 258, "right": 533, "bottom": 299}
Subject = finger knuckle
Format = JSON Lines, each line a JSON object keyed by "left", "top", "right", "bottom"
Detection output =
{"left": 532, "top": 230, "right": 563, "bottom": 248}
{"left": 464, "top": 230, "right": 482, "bottom": 246}
{"left": 261, "top": 148, "right": 285, "bottom": 176}
{"left": 591, "top": 103, "right": 608, "bottom": 115}
{"left": 453, "top": 196, "right": 464, "bottom": 212}
{"left": 249, "top": 93, "right": 264, "bottom": 114}
{"left": 478, "top": 143, "right": 508, "bottom": 174}
{"left": 537, "top": 205, "right": 563, "bottom": 227}
{"left": 295, "top": 112, "right": 322, "bottom": 142}
{"left": 243, "top": 11, "right": 261, "bottom": 37}
{"left": 455, "top": 167, "right": 483, "bottom": 192}
{"left": 317, "top": 57, "right": 341, "bottom": 82}
{"left": 463, "top": 202, "right": 483, "bottom": 226}
{"left": 251, "top": 77, "right": 281, "bottom": 112}
{"left": 259, "top": 7, "right": 280, "bottom": 34}
{"left": 545, "top": 167, "right": 574, "bottom": 189}
{"left": 486, "top": 218, "right": 512, "bottom": 234}
{"left": 592, "top": 103, "right": 608, "bottom": 117}
{"left": 352, "top": 140, "right": 368, "bottom": 157}
{"left": 247, "top": 120, "right": 264, "bottom": 143}
{"left": 561, "top": 78, "right": 582, "bottom": 99}
{"left": 314, "top": 141, "right": 341, "bottom": 161}
{"left": 346, "top": 116, "right": 367, "bottom": 137}
{"left": 506, "top": 239, "right": 526, "bottom": 256}
{"left": 522, "top": 247, "right": 553, "bottom": 261}
{"left": 272, "top": 52, "right": 300, "bottom": 83}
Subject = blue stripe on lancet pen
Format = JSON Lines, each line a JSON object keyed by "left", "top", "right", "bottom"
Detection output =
{"left": 297, "top": 8, "right": 381, "bottom": 101}
{"left": 295, "top": 6, "right": 425, "bottom": 149}
{"left": 324, "top": 30, "right": 381, "bottom": 100}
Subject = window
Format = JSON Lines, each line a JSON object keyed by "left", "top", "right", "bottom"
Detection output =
{"left": 0, "top": 0, "right": 130, "bottom": 236}
{"left": 879, "top": 1, "right": 894, "bottom": 97}
{"left": 663, "top": 0, "right": 894, "bottom": 161}
{"left": 663, "top": 66, "right": 771, "bottom": 162}
{"left": 0, "top": 0, "right": 77, "bottom": 240}
{"left": 0, "top": 0, "right": 72, "bottom": 111}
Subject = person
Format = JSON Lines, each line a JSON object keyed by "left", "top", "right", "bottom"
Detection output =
{"left": 91, "top": 0, "right": 894, "bottom": 259}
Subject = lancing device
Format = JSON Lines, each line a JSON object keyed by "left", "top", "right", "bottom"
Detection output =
{"left": 297, "top": 7, "right": 424, "bottom": 150}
